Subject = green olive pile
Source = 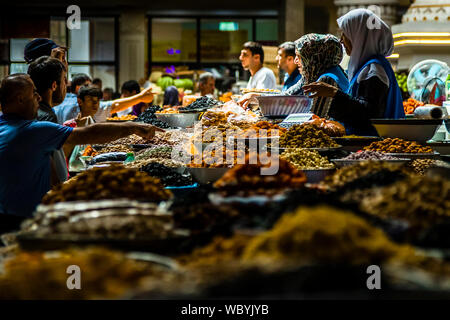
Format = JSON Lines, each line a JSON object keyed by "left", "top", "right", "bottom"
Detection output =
{"left": 280, "top": 148, "right": 334, "bottom": 170}
{"left": 280, "top": 124, "right": 339, "bottom": 149}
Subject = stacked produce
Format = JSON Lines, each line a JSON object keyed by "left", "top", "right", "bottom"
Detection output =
{"left": 179, "top": 96, "right": 220, "bottom": 113}
{"left": 108, "top": 134, "right": 150, "bottom": 146}
{"left": 280, "top": 124, "right": 339, "bottom": 149}
{"left": 364, "top": 138, "right": 433, "bottom": 153}
{"left": 133, "top": 106, "right": 171, "bottom": 128}
{"left": 280, "top": 148, "right": 334, "bottom": 170}
{"left": 219, "top": 92, "right": 233, "bottom": 103}
{"left": 42, "top": 166, "right": 172, "bottom": 204}
{"left": 213, "top": 157, "right": 306, "bottom": 197}
{"left": 173, "top": 78, "right": 194, "bottom": 91}
{"left": 403, "top": 98, "right": 424, "bottom": 115}
{"left": 341, "top": 151, "right": 402, "bottom": 161}
{"left": 407, "top": 159, "right": 436, "bottom": 175}
{"left": 395, "top": 72, "right": 408, "bottom": 93}
{"left": 140, "top": 162, "right": 193, "bottom": 187}
{"left": 0, "top": 247, "right": 179, "bottom": 299}
{"left": 188, "top": 149, "right": 246, "bottom": 168}
{"left": 156, "top": 76, "right": 175, "bottom": 91}
{"left": 304, "top": 115, "right": 346, "bottom": 137}
{"left": 107, "top": 115, "right": 137, "bottom": 121}
{"left": 360, "top": 176, "right": 450, "bottom": 228}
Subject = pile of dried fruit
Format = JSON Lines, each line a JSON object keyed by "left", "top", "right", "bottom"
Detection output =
{"left": 107, "top": 134, "right": 150, "bottom": 146}
{"left": 280, "top": 148, "right": 334, "bottom": 170}
{"left": 0, "top": 247, "right": 178, "bottom": 299}
{"left": 360, "top": 176, "right": 450, "bottom": 228}
{"left": 320, "top": 161, "right": 409, "bottom": 191}
{"left": 341, "top": 151, "right": 402, "bottom": 161}
{"left": 364, "top": 138, "right": 433, "bottom": 153}
{"left": 42, "top": 166, "right": 172, "bottom": 204}
{"left": 134, "top": 106, "right": 171, "bottom": 128}
{"left": 82, "top": 145, "right": 98, "bottom": 157}
{"left": 179, "top": 96, "right": 219, "bottom": 113}
{"left": 140, "top": 162, "right": 193, "bottom": 187}
{"left": 98, "top": 145, "right": 133, "bottom": 154}
{"left": 213, "top": 157, "right": 306, "bottom": 196}
{"left": 107, "top": 115, "right": 137, "bottom": 121}
{"left": 135, "top": 146, "right": 173, "bottom": 160}
{"left": 403, "top": 98, "right": 424, "bottom": 115}
{"left": 407, "top": 159, "right": 436, "bottom": 175}
{"left": 280, "top": 124, "right": 339, "bottom": 148}
{"left": 239, "top": 121, "right": 286, "bottom": 138}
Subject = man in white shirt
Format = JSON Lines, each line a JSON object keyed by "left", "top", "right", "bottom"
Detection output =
{"left": 239, "top": 41, "right": 277, "bottom": 90}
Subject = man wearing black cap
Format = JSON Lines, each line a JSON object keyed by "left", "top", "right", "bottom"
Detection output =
{"left": 24, "top": 38, "right": 67, "bottom": 68}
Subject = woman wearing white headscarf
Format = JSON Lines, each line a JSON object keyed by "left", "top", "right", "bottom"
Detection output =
{"left": 303, "top": 9, "right": 404, "bottom": 135}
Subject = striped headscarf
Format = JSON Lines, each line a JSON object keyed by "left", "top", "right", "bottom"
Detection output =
{"left": 294, "top": 34, "right": 343, "bottom": 85}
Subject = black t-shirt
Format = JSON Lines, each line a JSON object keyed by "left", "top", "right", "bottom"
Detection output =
{"left": 37, "top": 101, "right": 58, "bottom": 123}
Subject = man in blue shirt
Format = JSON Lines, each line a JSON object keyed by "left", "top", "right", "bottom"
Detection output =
{"left": 276, "top": 42, "right": 302, "bottom": 91}
{"left": 0, "top": 74, "right": 163, "bottom": 229}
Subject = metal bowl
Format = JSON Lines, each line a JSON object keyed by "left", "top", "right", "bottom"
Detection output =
{"left": 371, "top": 119, "right": 443, "bottom": 142}
{"left": 187, "top": 167, "right": 230, "bottom": 184}
{"left": 256, "top": 95, "right": 312, "bottom": 117}
{"left": 155, "top": 113, "right": 201, "bottom": 128}
{"left": 331, "top": 159, "right": 411, "bottom": 168}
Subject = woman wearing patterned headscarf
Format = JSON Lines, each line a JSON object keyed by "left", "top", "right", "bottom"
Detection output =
{"left": 285, "top": 33, "right": 349, "bottom": 118}
{"left": 303, "top": 9, "right": 404, "bottom": 135}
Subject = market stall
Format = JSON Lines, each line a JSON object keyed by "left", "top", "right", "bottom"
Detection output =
{"left": 1, "top": 92, "right": 450, "bottom": 300}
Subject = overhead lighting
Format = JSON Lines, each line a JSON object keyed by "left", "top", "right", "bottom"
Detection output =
{"left": 394, "top": 39, "right": 450, "bottom": 46}
{"left": 393, "top": 32, "right": 450, "bottom": 39}
{"left": 387, "top": 53, "right": 400, "bottom": 59}
{"left": 219, "top": 22, "right": 238, "bottom": 31}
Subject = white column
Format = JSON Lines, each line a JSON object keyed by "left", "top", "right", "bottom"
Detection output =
{"left": 119, "top": 11, "right": 146, "bottom": 87}
{"left": 334, "top": 0, "right": 399, "bottom": 26}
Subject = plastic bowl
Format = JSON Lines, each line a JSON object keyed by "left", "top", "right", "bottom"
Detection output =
{"left": 256, "top": 95, "right": 312, "bottom": 117}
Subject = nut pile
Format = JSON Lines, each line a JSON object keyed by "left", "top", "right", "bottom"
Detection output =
{"left": 341, "top": 151, "right": 401, "bottom": 161}
{"left": 360, "top": 176, "right": 450, "bottom": 227}
{"left": 320, "top": 161, "right": 409, "bottom": 191}
{"left": 280, "top": 124, "right": 339, "bottom": 149}
{"left": 125, "top": 158, "right": 184, "bottom": 169}
{"left": 280, "top": 148, "right": 334, "bottom": 170}
{"left": 98, "top": 145, "right": 133, "bottom": 155}
{"left": 364, "top": 138, "right": 433, "bottom": 153}
{"left": 42, "top": 166, "right": 172, "bottom": 204}
{"left": 407, "top": 159, "right": 436, "bottom": 175}
{"left": 108, "top": 134, "right": 149, "bottom": 146}
{"left": 136, "top": 146, "right": 173, "bottom": 160}
{"left": 140, "top": 162, "right": 193, "bottom": 187}
{"left": 213, "top": 157, "right": 306, "bottom": 197}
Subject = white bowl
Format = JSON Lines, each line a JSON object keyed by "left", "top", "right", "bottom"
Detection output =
{"left": 371, "top": 119, "right": 442, "bottom": 142}
{"left": 256, "top": 95, "right": 312, "bottom": 117}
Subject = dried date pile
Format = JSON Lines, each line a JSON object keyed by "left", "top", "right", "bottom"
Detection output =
{"left": 42, "top": 166, "right": 172, "bottom": 204}
{"left": 364, "top": 138, "right": 433, "bottom": 153}
{"left": 213, "top": 157, "right": 306, "bottom": 197}
{"left": 133, "top": 106, "right": 171, "bottom": 128}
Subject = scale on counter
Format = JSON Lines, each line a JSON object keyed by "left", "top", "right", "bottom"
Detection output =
{"left": 279, "top": 113, "right": 313, "bottom": 129}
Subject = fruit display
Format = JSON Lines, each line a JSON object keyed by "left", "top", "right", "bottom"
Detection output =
{"left": 360, "top": 176, "right": 450, "bottom": 228}
{"left": 341, "top": 151, "right": 401, "bottom": 161}
{"left": 174, "top": 78, "right": 194, "bottom": 91}
{"left": 140, "top": 162, "right": 193, "bottom": 187}
{"left": 280, "top": 124, "right": 339, "bottom": 149}
{"left": 133, "top": 106, "right": 171, "bottom": 128}
{"left": 213, "top": 157, "right": 306, "bottom": 197}
{"left": 156, "top": 76, "right": 175, "bottom": 91}
{"left": 395, "top": 72, "right": 408, "bottom": 93}
{"left": 0, "top": 247, "right": 179, "bottom": 299}
{"left": 156, "top": 107, "right": 179, "bottom": 114}
{"left": 42, "top": 166, "right": 172, "bottom": 204}
{"left": 280, "top": 148, "right": 334, "bottom": 170}
{"left": 82, "top": 145, "right": 98, "bottom": 157}
{"left": 403, "top": 98, "right": 424, "bottom": 115}
{"left": 238, "top": 121, "right": 287, "bottom": 138}
{"left": 107, "top": 115, "right": 137, "bottom": 121}
{"left": 179, "top": 96, "right": 220, "bottom": 113}
{"left": 219, "top": 92, "right": 233, "bottom": 103}
{"left": 304, "top": 115, "right": 346, "bottom": 137}
{"left": 364, "top": 138, "right": 433, "bottom": 153}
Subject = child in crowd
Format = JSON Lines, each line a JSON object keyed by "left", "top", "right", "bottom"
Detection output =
{"left": 63, "top": 85, "right": 103, "bottom": 128}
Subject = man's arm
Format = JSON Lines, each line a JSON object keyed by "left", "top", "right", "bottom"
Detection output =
{"left": 109, "top": 87, "right": 154, "bottom": 114}
{"left": 65, "top": 122, "right": 164, "bottom": 146}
